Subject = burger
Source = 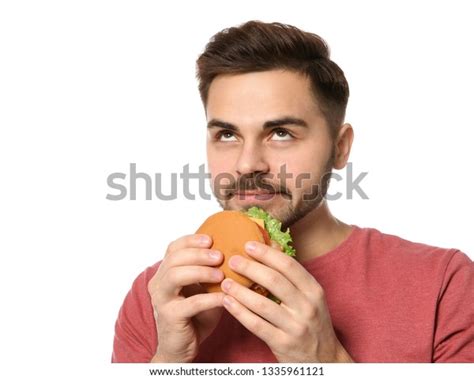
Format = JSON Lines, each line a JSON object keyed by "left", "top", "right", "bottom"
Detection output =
{"left": 196, "top": 206, "right": 296, "bottom": 302}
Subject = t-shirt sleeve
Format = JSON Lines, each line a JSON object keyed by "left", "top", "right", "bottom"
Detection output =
{"left": 433, "top": 251, "right": 474, "bottom": 362}
{"left": 112, "top": 263, "right": 160, "bottom": 363}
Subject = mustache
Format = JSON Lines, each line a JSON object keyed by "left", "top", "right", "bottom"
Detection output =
{"left": 218, "top": 173, "right": 292, "bottom": 199}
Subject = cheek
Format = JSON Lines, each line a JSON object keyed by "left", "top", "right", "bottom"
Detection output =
{"left": 276, "top": 144, "right": 333, "bottom": 192}
{"left": 207, "top": 146, "right": 235, "bottom": 188}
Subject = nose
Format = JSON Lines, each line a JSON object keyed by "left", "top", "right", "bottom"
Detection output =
{"left": 235, "top": 142, "right": 270, "bottom": 176}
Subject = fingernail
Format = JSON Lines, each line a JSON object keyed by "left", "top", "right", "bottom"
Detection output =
{"left": 229, "top": 255, "right": 241, "bottom": 269}
{"left": 223, "top": 296, "right": 233, "bottom": 307}
{"left": 209, "top": 250, "right": 220, "bottom": 260}
{"left": 222, "top": 278, "right": 232, "bottom": 291}
{"left": 245, "top": 241, "right": 257, "bottom": 252}
{"left": 200, "top": 235, "right": 211, "bottom": 245}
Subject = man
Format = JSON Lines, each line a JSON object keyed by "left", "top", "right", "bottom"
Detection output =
{"left": 112, "top": 21, "right": 474, "bottom": 363}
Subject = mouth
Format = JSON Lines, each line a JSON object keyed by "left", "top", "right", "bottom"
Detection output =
{"left": 233, "top": 191, "right": 279, "bottom": 200}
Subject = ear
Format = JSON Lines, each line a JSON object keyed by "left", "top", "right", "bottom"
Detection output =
{"left": 333, "top": 123, "right": 354, "bottom": 170}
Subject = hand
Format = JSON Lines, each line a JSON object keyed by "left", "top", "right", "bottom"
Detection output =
{"left": 148, "top": 234, "right": 225, "bottom": 363}
{"left": 220, "top": 241, "right": 353, "bottom": 363}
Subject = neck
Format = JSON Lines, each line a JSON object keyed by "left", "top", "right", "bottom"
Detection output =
{"left": 290, "top": 201, "right": 353, "bottom": 264}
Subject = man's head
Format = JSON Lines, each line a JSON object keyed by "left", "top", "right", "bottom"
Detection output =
{"left": 196, "top": 21, "right": 353, "bottom": 228}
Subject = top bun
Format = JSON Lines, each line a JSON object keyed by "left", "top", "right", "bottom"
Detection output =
{"left": 196, "top": 210, "right": 266, "bottom": 293}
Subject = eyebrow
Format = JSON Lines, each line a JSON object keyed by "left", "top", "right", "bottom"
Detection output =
{"left": 207, "top": 116, "right": 309, "bottom": 131}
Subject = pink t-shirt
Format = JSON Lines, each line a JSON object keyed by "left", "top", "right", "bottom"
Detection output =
{"left": 112, "top": 226, "right": 474, "bottom": 362}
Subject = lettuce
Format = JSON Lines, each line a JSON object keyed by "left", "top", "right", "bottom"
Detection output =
{"left": 245, "top": 206, "right": 296, "bottom": 257}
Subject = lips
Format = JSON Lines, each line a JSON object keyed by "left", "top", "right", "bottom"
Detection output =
{"left": 234, "top": 191, "right": 278, "bottom": 200}
{"left": 236, "top": 191, "right": 273, "bottom": 195}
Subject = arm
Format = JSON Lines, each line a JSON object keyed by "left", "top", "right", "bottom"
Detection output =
{"left": 433, "top": 251, "right": 474, "bottom": 362}
{"left": 112, "top": 264, "right": 160, "bottom": 363}
{"left": 112, "top": 234, "right": 226, "bottom": 363}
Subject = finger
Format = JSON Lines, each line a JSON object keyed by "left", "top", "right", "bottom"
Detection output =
{"left": 245, "top": 241, "right": 320, "bottom": 295}
{"left": 156, "top": 266, "right": 224, "bottom": 298}
{"left": 227, "top": 254, "right": 302, "bottom": 309}
{"left": 222, "top": 294, "right": 283, "bottom": 345}
{"left": 177, "top": 292, "right": 226, "bottom": 318}
{"left": 221, "top": 278, "right": 298, "bottom": 333}
{"left": 161, "top": 248, "right": 223, "bottom": 271}
{"left": 166, "top": 234, "right": 213, "bottom": 256}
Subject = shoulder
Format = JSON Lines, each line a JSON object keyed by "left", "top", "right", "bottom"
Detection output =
{"left": 352, "top": 226, "right": 472, "bottom": 279}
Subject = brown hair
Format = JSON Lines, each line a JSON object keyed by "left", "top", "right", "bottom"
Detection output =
{"left": 196, "top": 20, "right": 350, "bottom": 136}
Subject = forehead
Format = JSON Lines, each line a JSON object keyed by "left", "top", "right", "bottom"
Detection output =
{"left": 206, "top": 70, "right": 320, "bottom": 123}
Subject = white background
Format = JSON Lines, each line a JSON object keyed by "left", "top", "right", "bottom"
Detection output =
{"left": 0, "top": 0, "right": 473, "bottom": 377}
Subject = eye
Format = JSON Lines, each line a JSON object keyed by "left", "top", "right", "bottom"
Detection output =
{"left": 215, "top": 130, "right": 237, "bottom": 142}
{"left": 271, "top": 128, "right": 293, "bottom": 141}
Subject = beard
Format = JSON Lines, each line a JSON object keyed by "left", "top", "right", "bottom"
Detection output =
{"left": 212, "top": 150, "right": 335, "bottom": 230}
